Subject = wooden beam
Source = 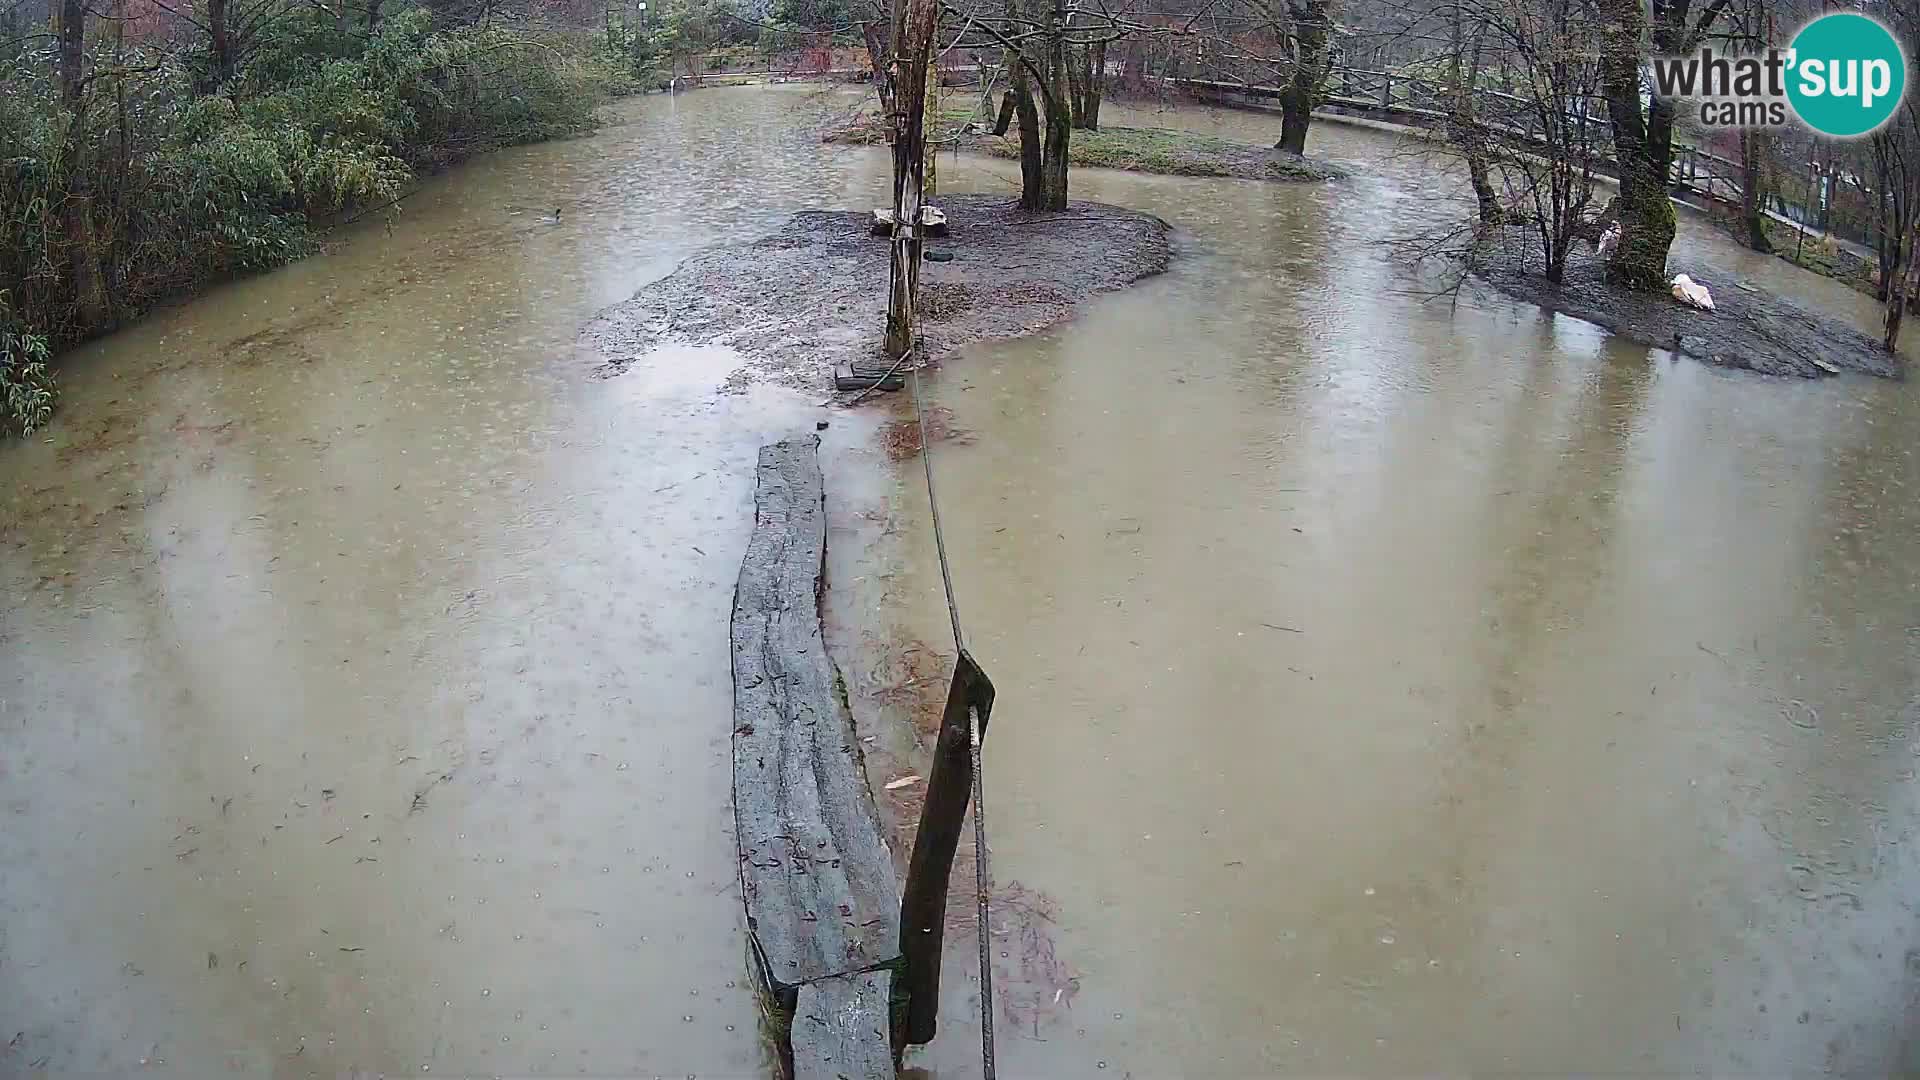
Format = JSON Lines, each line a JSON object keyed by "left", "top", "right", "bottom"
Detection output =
{"left": 732, "top": 436, "right": 901, "bottom": 991}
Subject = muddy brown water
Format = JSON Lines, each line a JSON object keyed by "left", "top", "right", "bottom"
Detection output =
{"left": 4, "top": 85, "right": 1920, "bottom": 1077}
{"left": 855, "top": 102, "right": 1920, "bottom": 1077}
{"left": 0, "top": 87, "right": 896, "bottom": 1078}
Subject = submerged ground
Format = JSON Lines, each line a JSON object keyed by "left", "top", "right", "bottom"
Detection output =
{"left": 3, "top": 87, "right": 1920, "bottom": 1077}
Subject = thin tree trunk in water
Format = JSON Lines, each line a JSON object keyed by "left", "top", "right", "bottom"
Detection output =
{"left": 1277, "top": 0, "right": 1330, "bottom": 155}
{"left": 1886, "top": 227, "right": 1916, "bottom": 351}
{"left": 1083, "top": 39, "right": 1104, "bottom": 129}
{"left": 1599, "top": 0, "right": 1674, "bottom": 291}
{"left": 1739, "top": 129, "right": 1772, "bottom": 253}
{"left": 56, "top": 0, "right": 108, "bottom": 333}
{"left": 884, "top": 0, "right": 938, "bottom": 358}
{"left": 1039, "top": 0, "right": 1070, "bottom": 209}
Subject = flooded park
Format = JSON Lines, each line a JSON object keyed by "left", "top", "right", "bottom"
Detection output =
{"left": 5, "top": 84, "right": 1920, "bottom": 1076}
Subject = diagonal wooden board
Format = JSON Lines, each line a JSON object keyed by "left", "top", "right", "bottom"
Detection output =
{"left": 731, "top": 435, "right": 902, "bottom": 996}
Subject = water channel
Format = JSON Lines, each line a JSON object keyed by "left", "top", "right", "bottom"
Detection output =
{"left": 4, "top": 86, "right": 1919, "bottom": 1077}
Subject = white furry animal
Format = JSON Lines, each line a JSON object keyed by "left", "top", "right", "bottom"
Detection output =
{"left": 1670, "top": 274, "right": 1715, "bottom": 311}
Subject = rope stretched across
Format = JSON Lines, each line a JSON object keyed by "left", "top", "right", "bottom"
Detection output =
{"left": 909, "top": 360, "right": 996, "bottom": 1080}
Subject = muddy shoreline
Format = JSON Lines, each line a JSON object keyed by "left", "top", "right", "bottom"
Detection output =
{"left": 582, "top": 193, "right": 1174, "bottom": 390}
{"left": 1477, "top": 240, "right": 1903, "bottom": 379}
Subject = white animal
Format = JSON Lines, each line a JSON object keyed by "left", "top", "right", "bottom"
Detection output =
{"left": 1670, "top": 273, "right": 1715, "bottom": 311}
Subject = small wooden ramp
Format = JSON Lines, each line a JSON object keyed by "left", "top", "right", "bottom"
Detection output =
{"left": 731, "top": 435, "right": 899, "bottom": 1078}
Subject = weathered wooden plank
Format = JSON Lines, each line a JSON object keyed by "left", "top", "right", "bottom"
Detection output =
{"left": 791, "top": 969, "right": 894, "bottom": 1080}
{"left": 732, "top": 435, "right": 901, "bottom": 989}
{"left": 897, "top": 649, "right": 995, "bottom": 1047}
{"left": 834, "top": 362, "right": 905, "bottom": 392}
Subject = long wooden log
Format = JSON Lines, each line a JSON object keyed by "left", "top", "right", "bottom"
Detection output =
{"left": 732, "top": 435, "right": 901, "bottom": 992}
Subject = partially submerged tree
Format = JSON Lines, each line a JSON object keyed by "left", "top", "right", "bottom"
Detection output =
{"left": 1428, "top": 0, "right": 1609, "bottom": 282}
{"left": 884, "top": 0, "right": 939, "bottom": 355}
{"left": 1274, "top": 0, "right": 1336, "bottom": 152}
{"left": 1597, "top": 0, "right": 1733, "bottom": 291}
{"left": 949, "top": 0, "right": 1216, "bottom": 208}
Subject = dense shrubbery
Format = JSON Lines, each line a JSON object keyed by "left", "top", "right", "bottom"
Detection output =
{"left": 0, "top": 6, "right": 627, "bottom": 435}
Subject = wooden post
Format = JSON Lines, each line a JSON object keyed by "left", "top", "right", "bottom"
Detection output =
{"left": 895, "top": 650, "right": 996, "bottom": 1048}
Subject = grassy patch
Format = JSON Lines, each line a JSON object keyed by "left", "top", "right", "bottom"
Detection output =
{"left": 1769, "top": 226, "right": 1877, "bottom": 297}
{"left": 823, "top": 104, "right": 1344, "bottom": 182}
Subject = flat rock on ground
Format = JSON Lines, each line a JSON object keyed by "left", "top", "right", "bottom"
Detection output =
{"left": 1479, "top": 242, "right": 1902, "bottom": 380}
{"left": 582, "top": 193, "right": 1173, "bottom": 390}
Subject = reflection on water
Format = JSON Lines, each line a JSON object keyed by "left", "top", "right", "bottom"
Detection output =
{"left": 0, "top": 87, "right": 890, "bottom": 1078}
{"left": 866, "top": 108, "right": 1920, "bottom": 1076}
{"left": 4, "top": 85, "right": 1919, "bottom": 1078}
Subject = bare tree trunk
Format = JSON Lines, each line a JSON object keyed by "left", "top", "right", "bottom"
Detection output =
{"left": 1739, "top": 129, "right": 1772, "bottom": 253}
{"left": 1121, "top": 36, "right": 1144, "bottom": 92}
{"left": 1065, "top": 36, "right": 1086, "bottom": 127}
{"left": 206, "top": 0, "right": 234, "bottom": 87}
{"left": 1886, "top": 226, "right": 1916, "bottom": 351}
{"left": 883, "top": 0, "right": 938, "bottom": 358}
{"left": 1006, "top": 0, "right": 1044, "bottom": 208}
{"left": 1447, "top": 15, "right": 1500, "bottom": 224}
{"left": 55, "top": 0, "right": 108, "bottom": 333}
{"left": 924, "top": 49, "right": 938, "bottom": 197}
{"left": 1277, "top": 0, "right": 1331, "bottom": 155}
{"left": 1598, "top": 0, "right": 1674, "bottom": 291}
{"left": 108, "top": 0, "right": 127, "bottom": 298}
{"left": 1039, "top": 0, "right": 1070, "bottom": 209}
{"left": 1082, "top": 38, "right": 1104, "bottom": 128}
{"left": 863, "top": 17, "right": 894, "bottom": 114}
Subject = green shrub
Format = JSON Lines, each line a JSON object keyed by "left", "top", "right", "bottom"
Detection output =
{"left": 0, "top": 306, "right": 53, "bottom": 438}
{"left": 0, "top": 7, "right": 623, "bottom": 436}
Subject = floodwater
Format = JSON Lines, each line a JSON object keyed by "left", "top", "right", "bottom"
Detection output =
{"left": 1, "top": 85, "right": 1916, "bottom": 1079}
{"left": 0, "top": 87, "right": 895, "bottom": 1077}
{"left": 857, "top": 103, "right": 1920, "bottom": 1076}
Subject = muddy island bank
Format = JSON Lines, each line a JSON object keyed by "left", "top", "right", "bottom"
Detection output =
{"left": 1476, "top": 240, "right": 1903, "bottom": 380}
{"left": 582, "top": 193, "right": 1173, "bottom": 389}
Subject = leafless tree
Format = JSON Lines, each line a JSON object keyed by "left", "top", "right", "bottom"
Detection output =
{"left": 1388, "top": 0, "right": 1610, "bottom": 285}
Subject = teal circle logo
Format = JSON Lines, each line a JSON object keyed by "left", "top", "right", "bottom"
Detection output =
{"left": 1787, "top": 13, "right": 1907, "bottom": 137}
